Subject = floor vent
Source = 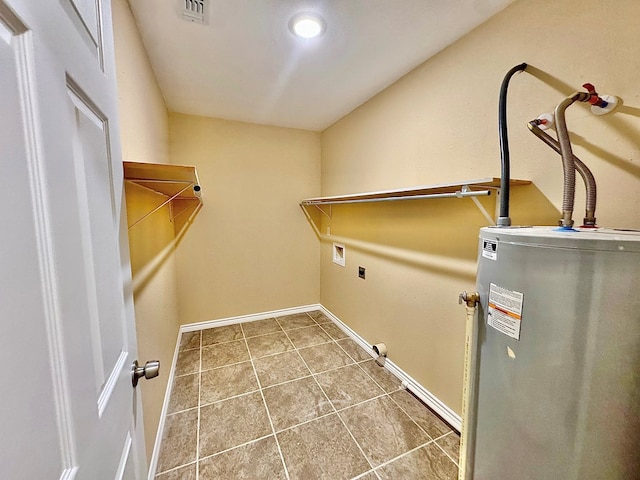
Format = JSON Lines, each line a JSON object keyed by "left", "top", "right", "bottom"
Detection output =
{"left": 182, "top": 0, "right": 207, "bottom": 24}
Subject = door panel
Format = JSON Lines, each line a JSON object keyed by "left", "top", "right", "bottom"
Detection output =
{"left": 67, "top": 0, "right": 100, "bottom": 40}
{"left": 0, "top": 10, "right": 65, "bottom": 479}
{"left": 0, "top": 0, "right": 146, "bottom": 478}
{"left": 115, "top": 432, "right": 138, "bottom": 480}
{"left": 60, "top": 0, "right": 104, "bottom": 66}
{"left": 67, "top": 82, "right": 125, "bottom": 401}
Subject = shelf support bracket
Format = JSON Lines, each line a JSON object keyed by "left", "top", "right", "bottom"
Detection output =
{"left": 127, "top": 182, "right": 194, "bottom": 229}
{"left": 313, "top": 204, "right": 332, "bottom": 219}
{"left": 170, "top": 199, "right": 200, "bottom": 222}
{"left": 462, "top": 185, "right": 496, "bottom": 226}
{"left": 301, "top": 203, "right": 332, "bottom": 219}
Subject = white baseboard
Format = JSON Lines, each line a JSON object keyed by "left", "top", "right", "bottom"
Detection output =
{"left": 148, "top": 328, "right": 183, "bottom": 480}
{"left": 148, "top": 303, "right": 460, "bottom": 478}
{"left": 179, "top": 304, "right": 323, "bottom": 332}
{"left": 318, "top": 305, "right": 462, "bottom": 432}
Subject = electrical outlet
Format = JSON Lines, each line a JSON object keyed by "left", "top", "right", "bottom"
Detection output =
{"left": 358, "top": 266, "right": 366, "bottom": 279}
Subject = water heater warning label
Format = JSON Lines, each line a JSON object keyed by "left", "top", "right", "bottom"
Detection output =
{"left": 482, "top": 240, "right": 497, "bottom": 260}
{"left": 488, "top": 283, "right": 524, "bottom": 340}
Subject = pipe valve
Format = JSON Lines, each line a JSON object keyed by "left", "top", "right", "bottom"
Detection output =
{"left": 582, "top": 83, "right": 609, "bottom": 108}
{"left": 459, "top": 291, "right": 480, "bottom": 308}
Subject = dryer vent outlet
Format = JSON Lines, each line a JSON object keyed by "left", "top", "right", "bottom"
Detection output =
{"left": 372, "top": 343, "right": 387, "bottom": 366}
{"left": 332, "top": 243, "right": 345, "bottom": 267}
{"left": 182, "top": 0, "right": 207, "bottom": 24}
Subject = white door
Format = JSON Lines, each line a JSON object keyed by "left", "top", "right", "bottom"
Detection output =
{"left": 0, "top": 1, "right": 147, "bottom": 479}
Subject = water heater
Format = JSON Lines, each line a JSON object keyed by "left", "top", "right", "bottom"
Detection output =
{"left": 464, "top": 226, "right": 640, "bottom": 479}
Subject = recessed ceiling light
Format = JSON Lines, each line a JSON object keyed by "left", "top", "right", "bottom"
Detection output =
{"left": 289, "top": 13, "right": 326, "bottom": 39}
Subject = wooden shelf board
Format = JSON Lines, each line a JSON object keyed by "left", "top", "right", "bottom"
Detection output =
{"left": 123, "top": 161, "right": 202, "bottom": 201}
{"left": 124, "top": 161, "right": 203, "bottom": 229}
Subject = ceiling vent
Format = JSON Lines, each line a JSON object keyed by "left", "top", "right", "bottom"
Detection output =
{"left": 182, "top": 0, "right": 207, "bottom": 24}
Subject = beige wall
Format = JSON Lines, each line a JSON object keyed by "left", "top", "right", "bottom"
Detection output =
{"left": 320, "top": 0, "right": 640, "bottom": 414}
{"left": 169, "top": 113, "right": 321, "bottom": 323}
{"left": 112, "top": 0, "right": 178, "bottom": 462}
{"left": 113, "top": 0, "right": 640, "bottom": 445}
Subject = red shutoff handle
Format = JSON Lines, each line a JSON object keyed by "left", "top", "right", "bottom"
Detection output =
{"left": 582, "top": 83, "right": 608, "bottom": 107}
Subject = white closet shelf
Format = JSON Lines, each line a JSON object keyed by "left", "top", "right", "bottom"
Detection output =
{"left": 123, "top": 161, "right": 203, "bottom": 229}
{"left": 301, "top": 177, "right": 531, "bottom": 223}
{"left": 302, "top": 178, "right": 530, "bottom": 205}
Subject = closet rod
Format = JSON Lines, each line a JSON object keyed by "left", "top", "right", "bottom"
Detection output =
{"left": 302, "top": 189, "right": 491, "bottom": 206}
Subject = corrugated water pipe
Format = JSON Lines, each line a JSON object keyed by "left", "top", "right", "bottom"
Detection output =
{"left": 554, "top": 92, "right": 592, "bottom": 228}
{"left": 497, "top": 63, "right": 528, "bottom": 227}
{"left": 527, "top": 120, "right": 597, "bottom": 227}
{"left": 552, "top": 83, "right": 611, "bottom": 228}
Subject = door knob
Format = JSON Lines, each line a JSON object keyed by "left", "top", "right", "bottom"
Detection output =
{"left": 132, "top": 360, "right": 160, "bottom": 387}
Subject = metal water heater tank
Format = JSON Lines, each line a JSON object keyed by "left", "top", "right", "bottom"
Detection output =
{"left": 466, "top": 226, "right": 640, "bottom": 479}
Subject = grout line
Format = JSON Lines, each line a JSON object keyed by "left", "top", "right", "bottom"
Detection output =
{"left": 288, "top": 337, "right": 335, "bottom": 351}
{"left": 243, "top": 329, "right": 286, "bottom": 341}
{"left": 333, "top": 391, "right": 387, "bottom": 413}
{"left": 173, "top": 370, "right": 198, "bottom": 379}
{"left": 365, "top": 438, "right": 438, "bottom": 475}
{"left": 295, "top": 333, "right": 326, "bottom": 346}
{"left": 283, "top": 329, "right": 377, "bottom": 473}
{"left": 280, "top": 323, "right": 327, "bottom": 334}
{"left": 241, "top": 322, "right": 292, "bottom": 480}
{"left": 317, "top": 322, "right": 350, "bottom": 341}
{"left": 333, "top": 337, "right": 372, "bottom": 364}
{"left": 198, "top": 387, "right": 262, "bottom": 410}
{"left": 165, "top": 404, "right": 198, "bottom": 417}
{"left": 272, "top": 410, "right": 336, "bottom": 435}
{"left": 274, "top": 312, "right": 323, "bottom": 332}
{"left": 200, "top": 331, "right": 245, "bottom": 348}
{"left": 351, "top": 360, "right": 397, "bottom": 396}
{"left": 381, "top": 392, "right": 460, "bottom": 470}
{"left": 199, "top": 358, "right": 253, "bottom": 375}
{"left": 196, "top": 432, "right": 277, "bottom": 465}
{"left": 243, "top": 346, "right": 296, "bottom": 362}
{"left": 260, "top": 372, "right": 315, "bottom": 390}
{"left": 294, "top": 340, "right": 358, "bottom": 369}
{"left": 280, "top": 330, "right": 332, "bottom": 408}
{"left": 432, "top": 431, "right": 460, "bottom": 466}
{"left": 386, "top": 391, "right": 435, "bottom": 441}
{"left": 154, "top": 459, "right": 197, "bottom": 477}
{"left": 332, "top": 400, "right": 377, "bottom": 472}
{"left": 386, "top": 388, "right": 453, "bottom": 443}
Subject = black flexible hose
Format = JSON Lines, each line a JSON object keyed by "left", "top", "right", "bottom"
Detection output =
{"left": 497, "top": 63, "right": 527, "bottom": 226}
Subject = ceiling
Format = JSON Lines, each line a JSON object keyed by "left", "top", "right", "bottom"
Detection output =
{"left": 127, "top": 0, "right": 513, "bottom": 131}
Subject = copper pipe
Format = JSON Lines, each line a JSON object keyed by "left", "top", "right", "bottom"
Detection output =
{"left": 528, "top": 121, "right": 597, "bottom": 226}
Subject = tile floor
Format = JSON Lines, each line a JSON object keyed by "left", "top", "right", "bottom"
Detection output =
{"left": 155, "top": 311, "right": 460, "bottom": 480}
